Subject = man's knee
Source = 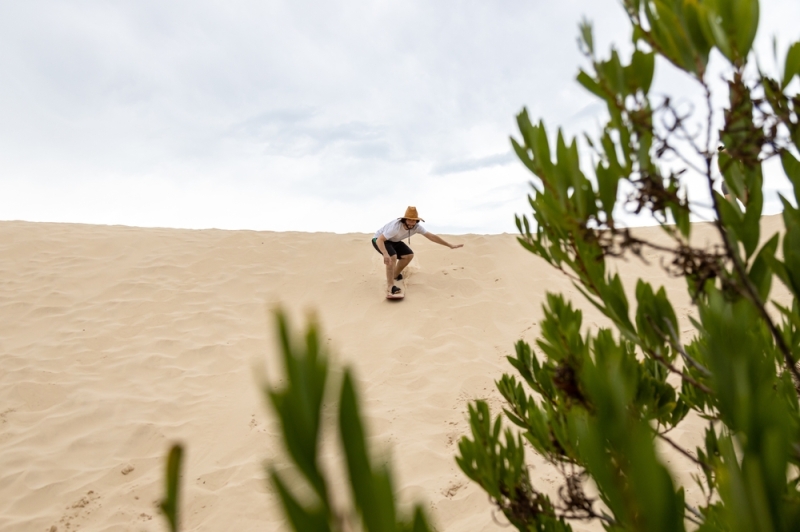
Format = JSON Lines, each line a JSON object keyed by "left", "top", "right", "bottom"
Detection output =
{"left": 405, "top": 254, "right": 414, "bottom": 261}
{"left": 388, "top": 255, "right": 398, "bottom": 265}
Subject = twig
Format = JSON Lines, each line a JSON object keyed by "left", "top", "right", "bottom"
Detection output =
{"left": 685, "top": 502, "right": 704, "bottom": 521}
{"left": 489, "top": 502, "right": 512, "bottom": 528}
{"left": 684, "top": 512, "right": 704, "bottom": 526}
{"left": 661, "top": 319, "right": 713, "bottom": 379}
{"left": 661, "top": 99, "right": 709, "bottom": 167}
{"left": 656, "top": 432, "right": 712, "bottom": 473}
{"left": 647, "top": 345, "right": 714, "bottom": 395}
{"left": 704, "top": 78, "right": 714, "bottom": 160}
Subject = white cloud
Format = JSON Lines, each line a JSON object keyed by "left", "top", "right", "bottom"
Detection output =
{"left": 0, "top": 0, "right": 798, "bottom": 234}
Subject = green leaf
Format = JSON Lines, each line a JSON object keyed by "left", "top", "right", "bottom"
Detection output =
{"left": 268, "top": 312, "right": 329, "bottom": 505}
{"left": 683, "top": 0, "right": 713, "bottom": 63}
{"left": 604, "top": 49, "right": 627, "bottom": 96}
{"left": 512, "top": 137, "right": 538, "bottom": 175}
{"left": 402, "top": 507, "right": 434, "bottom": 532}
{"left": 794, "top": 126, "right": 800, "bottom": 152}
{"left": 635, "top": 280, "right": 679, "bottom": 358}
{"left": 782, "top": 206, "right": 800, "bottom": 299}
{"left": 533, "top": 120, "right": 553, "bottom": 177}
{"left": 516, "top": 109, "right": 537, "bottom": 155}
{"left": 748, "top": 234, "right": 779, "bottom": 302}
{"left": 781, "top": 150, "right": 800, "bottom": 208}
{"left": 601, "top": 130, "right": 623, "bottom": 176}
{"left": 705, "top": 7, "right": 733, "bottom": 62}
{"left": 596, "top": 163, "right": 620, "bottom": 219}
{"left": 774, "top": 301, "right": 800, "bottom": 334}
{"left": 644, "top": 0, "right": 693, "bottom": 73}
{"left": 629, "top": 49, "right": 656, "bottom": 94}
{"left": 607, "top": 273, "right": 631, "bottom": 325}
{"left": 716, "top": 190, "right": 744, "bottom": 246}
{"left": 339, "top": 371, "right": 396, "bottom": 532}
{"left": 741, "top": 176, "right": 763, "bottom": 260}
{"left": 673, "top": 201, "right": 691, "bottom": 239}
{"left": 270, "top": 470, "right": 331, "bottom": 532}
{"left": 159, "top": 444, "right": 184, "bottom": 532}
{"left": 577, "top": 69, "right": 607, "bottom": 100}
{"left": 579, "top": 18, "right": 594, "bottom": 56}
{"left": 764, "top": 253, "right": 793, "bottom": 300}
{"left": 784, "top": 42, "right": 800, "bottom": 88}
{"left": 733, "top": 0, "right": 759, "bottom": 60}
{"left": 718, "top": 151, "right": 748, "bottom": 201}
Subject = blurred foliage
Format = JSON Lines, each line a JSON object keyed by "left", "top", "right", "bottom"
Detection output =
{"left": 267, "top": 311, "right": 433, "bottom": 532}
{"left": 159, "top": 311, "right": 433, "bottom": 532}
{"left": 159, "top": 444, "right": 183, "bottom": 532}
{"left": 457, "top": 0, "right": 800, "bottom": 530}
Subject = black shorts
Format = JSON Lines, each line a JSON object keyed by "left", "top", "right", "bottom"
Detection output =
{"left": 372, "top": 238, "right": 413, "bottom": 259}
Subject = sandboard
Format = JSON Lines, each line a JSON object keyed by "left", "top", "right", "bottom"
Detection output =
{"left": 386, "top": 279, "right": 405, "bottom": 300}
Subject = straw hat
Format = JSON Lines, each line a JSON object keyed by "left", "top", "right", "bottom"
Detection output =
{"left": 400, "top": 206, "right": 425, "bottom": 222}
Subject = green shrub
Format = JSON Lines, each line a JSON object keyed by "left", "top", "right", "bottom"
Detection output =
{"left": 456, "top": 1, "right": 800, "bottom": 530}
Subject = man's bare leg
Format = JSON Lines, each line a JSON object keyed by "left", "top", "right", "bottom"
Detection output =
{"left": 393, "top": 254, "right": 414, "bottom": 280}
{"left": 385, "top": 256, "right": 397, "bottom": 291}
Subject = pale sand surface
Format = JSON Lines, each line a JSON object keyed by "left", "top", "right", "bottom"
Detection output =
{"left": 0, "top": 217, "right": 790, "bottom": 531}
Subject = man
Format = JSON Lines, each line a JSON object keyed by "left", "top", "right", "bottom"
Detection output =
{"left": 372, "top": 206, "right": 463, "bottom": 297}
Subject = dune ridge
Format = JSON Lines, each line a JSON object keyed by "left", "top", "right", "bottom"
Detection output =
{"left": 0, "top": 218, "right": 789, "bottom": 531}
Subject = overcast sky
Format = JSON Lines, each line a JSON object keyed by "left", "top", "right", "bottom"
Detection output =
{"left": 1, "top": 0, "right": 798, "bottom": 234}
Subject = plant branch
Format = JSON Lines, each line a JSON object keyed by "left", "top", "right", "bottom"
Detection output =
{"left": 685, "top": 502, "right": 704, "bottom": 521}
{"left": 647, "top": 346, "right": 714, "bottom": 395}
{"left": 660, "top": 318, "right": 713, "bottom": 379}
{"left": 707, "top": 162, "right": 800, "bottom": 394}
{"left": 656, "top": 432, "right": 712, "bottom": 473}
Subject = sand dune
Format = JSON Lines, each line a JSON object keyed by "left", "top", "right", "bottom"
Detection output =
{"left": 0, "top": 218, "right": 790, "bottom": 531}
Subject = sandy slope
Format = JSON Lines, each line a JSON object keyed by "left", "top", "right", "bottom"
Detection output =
{"left": 0, "top": 217, "right": 789, "bottom": 531}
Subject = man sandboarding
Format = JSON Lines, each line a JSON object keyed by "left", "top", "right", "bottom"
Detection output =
{"left": 372, "top": 206, "right": 463, "bottom": 299}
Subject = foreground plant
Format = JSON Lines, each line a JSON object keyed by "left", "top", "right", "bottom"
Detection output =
{"left": 457, "top": 1, "right": 800, "bottom": 530}
{"left": 267, "top": 311, "right": 433, "bottom": 532}
{"left": 159, "top": 310, "right": 433, "bottom": 532}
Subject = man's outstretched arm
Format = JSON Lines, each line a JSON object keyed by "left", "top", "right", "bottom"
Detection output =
{"left": 423, "top": 232, "right": 463, "bottom": 249}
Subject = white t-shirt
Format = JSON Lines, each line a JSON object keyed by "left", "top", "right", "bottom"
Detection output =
{"left": 374, "top": 219, "right": 428, "bottom": 242}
